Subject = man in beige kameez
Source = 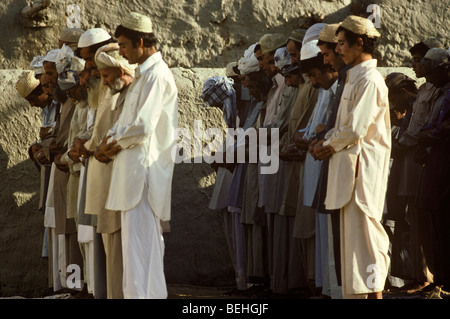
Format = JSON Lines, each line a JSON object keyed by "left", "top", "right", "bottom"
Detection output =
{"left": 316, "top": 16, "right": 391, "bottom": 299}
{"left": 89, "top": 43, "right": 135, "bottom": 299}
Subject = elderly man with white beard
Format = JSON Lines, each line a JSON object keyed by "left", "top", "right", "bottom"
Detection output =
{"left": 78, "top": 43, "right": 134, "bottom": 299}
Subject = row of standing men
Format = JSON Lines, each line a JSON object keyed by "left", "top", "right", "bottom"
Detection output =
{"left": 202, "top": 16, "right": 450, "bottom": 299}
{"left": 17, "top": 12, "right": 178, "bottom": 299}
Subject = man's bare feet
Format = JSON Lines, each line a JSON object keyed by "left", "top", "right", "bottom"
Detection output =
{"left": 406, "top": 281, "right": 430, "bottom": 294}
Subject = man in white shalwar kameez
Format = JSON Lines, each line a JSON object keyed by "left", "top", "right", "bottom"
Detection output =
{"left": 100, "top": 12, "right": 178, "bottom": 299}
{"left": 316, "top": 16, "right": 391, "bottom": 299}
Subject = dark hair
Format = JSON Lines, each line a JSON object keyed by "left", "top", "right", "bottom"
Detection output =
{"left": 54, "top": 85, "right": 68, "bottom": 104}
{"left": 253, "top": 44, "right": 261, "bottom": 53}
{"left": 114, "top": 25, "right": 157, "bottom": 48}
{"left": 288, "top": 39, "right": 302, "bottom": 52}
{"left": 317, "top": 39, "right": 337, "bottom": 51}
{"left": 409, "top": 42, "right": 430, "bottom": 57}
{"left": 336, "top": 26, "right": 377, "bottom": 55}
{"left": 301, "top": 53, "right": 333, "bottom": 74}
{"left": 27, "top": 84, "right": 44, "bottom": 99}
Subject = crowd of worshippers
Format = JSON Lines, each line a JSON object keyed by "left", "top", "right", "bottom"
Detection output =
{"left": 14, "top": 12, "right": 449, "bottom": 300}
{"left": 15, "top": 12, "right": 178, "bottom": 299}
{"left": 200, "top": 16, "right": 450, "bottom": 299}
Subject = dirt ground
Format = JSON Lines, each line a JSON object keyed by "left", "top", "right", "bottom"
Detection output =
{"left": 2, "top": 282, "right": 448, "bottom": 299}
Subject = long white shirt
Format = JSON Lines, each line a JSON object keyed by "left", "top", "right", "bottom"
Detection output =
{"left": 105, "top": 52, "right": 178, "bottom": 221}
{"left": 323, "top": 59, "right": 391, "bottom": 220}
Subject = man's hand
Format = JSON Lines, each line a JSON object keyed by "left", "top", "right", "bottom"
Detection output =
{"left": 313, "top": 140, "right": 335, "bottom": 160}
{"left": 309, "top": 138, "right": 319, "bottom": 157}
{"left": 54, "top": 153, "right": 69, "bottom": 172}
{"left": 74, "top": 137, "right": 93, "bottom": 159}
{"left": 293, "top": 131, "right": 309, "bottom": 151}
{"left": 34, "top": 148, "right": 51, "bottom": 165}
{"left": 39, "top": 127, "right": 53, "bottom": 140}
{"left": 94, "top": 146, "right": 112, "bottom": 164}
{"left": 68, "top": 145, "right": 81, "bottom": 163}
{"left": 98, "top": 136, "right": 122, "bottom": 161}
{"left": 280, "top": 143, "right": 305, "bottom": 162}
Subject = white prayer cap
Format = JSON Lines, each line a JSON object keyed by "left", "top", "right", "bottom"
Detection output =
{"left": 16, "top": 71, "right": 40, "bottom": 98}
{"left": 238, "top": 43, "right": 260, "bottom": 76}
{"left": 300, "top": 39, "right": 321, "bottom": 61}
{"left": 43, "top": 49, "right": 61, "bottom": 63}
{"left": 95, "top": 43, "right": 135, "bottom": 76}
{"left": 78, "top": 28, "right": 112, "bottom": 49}
{"left": 274, "top": 47, "right": 290, "bottom": 69}
{"left": 302, "top": 23, "right": 327, "bottom": 46}
{"left": 121, "top": 12, "right": 153, "bottom": 33}
{"left": 30, "top": 55, "right": 45, "bottom": 75}
{"left": 423, "top": 48, "right": 449, "bottom": 65}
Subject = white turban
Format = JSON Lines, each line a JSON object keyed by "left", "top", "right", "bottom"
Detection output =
{"left": 302, "top": 23, "right": 327, "bottom": 46}
{"left": 30, "top": 55, "right": 45, "bottom": 75}
{"left": 95, "top": 43, "right": 135, "bottom": 76}
{"left": 274, "top": 47, "right": 290, "bottom": 69}
{"left": 238, "top": 43, "right": 260, "bottom": 76}
{"left": 301, "top": 39, "right": 321, "bottom": 61}
{"left": 56, "top": 44, "right": 85, "bottom": 90}
{"left": 44, "top": 49, "right": 61, "bottom": 63}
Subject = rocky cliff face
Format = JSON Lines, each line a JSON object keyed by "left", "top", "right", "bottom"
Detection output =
{"left": 0, "top": 0, "right": 448, "bottom": 70}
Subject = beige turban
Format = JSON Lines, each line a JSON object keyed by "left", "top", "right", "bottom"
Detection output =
{"left": 259, "top": 33, "right": 288, "bottom": 55}
{"left": 121, "top": 12, "right": 153, "bottom": 33}
{"left": 339, "top": 15, "right": 381, "bottom": 38}
{"left": 16, "top": 71, "right": 40, "bottom": 98}
{"left": 95, "top": 43, "right": 135, "bottom": 76}
{"left": 318, "top": 23, "right": 341, "bottom": 44}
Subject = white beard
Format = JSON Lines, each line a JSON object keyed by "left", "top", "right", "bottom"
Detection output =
{"left": 108, "top": 76, "right": 125, "bottom": 95}
{"left": 87, "top": 77, "right": 101, "bottom": 110}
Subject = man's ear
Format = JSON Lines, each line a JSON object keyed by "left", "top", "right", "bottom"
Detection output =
{"left": 139, "top": 38, "right": 144, "bottom": 49}
{"left": 356, "top": 37, "right": 364, "bottom": 49}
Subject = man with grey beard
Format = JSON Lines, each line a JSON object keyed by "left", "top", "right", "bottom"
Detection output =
{"left": 71, "top": 27, "right": 115, "bottom": 299}
{"left": 85, "top": 42, "right": 134, "bottom": 299}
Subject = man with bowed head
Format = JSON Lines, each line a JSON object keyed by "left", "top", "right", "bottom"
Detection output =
{"left": 315, "top": 15, "right": 391, "bottom": 299}
{"left": 100, "top": 12, "right": 178, "bottom": 299}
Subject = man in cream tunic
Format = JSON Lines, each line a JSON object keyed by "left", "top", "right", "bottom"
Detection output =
{"left": 318, "top": 16, "right": 391, "bottom": 299}
{"left": 92, "top": 43, "right": 135, "bottom": 299}
{"left": 103, "top": 12, "right": 178, "bottom": 299}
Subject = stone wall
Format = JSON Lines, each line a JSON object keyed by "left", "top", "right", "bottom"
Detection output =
{"left": 0, "top": 0, "right": 448, "bottom": 70}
